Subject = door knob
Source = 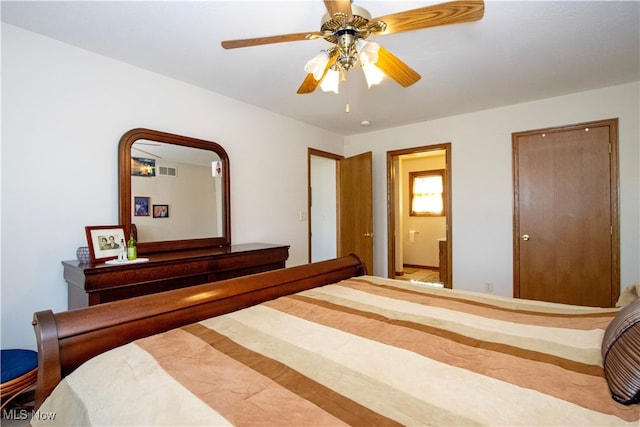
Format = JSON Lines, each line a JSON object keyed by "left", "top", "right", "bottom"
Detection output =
{"left": 364, "top": 232, "right": 375, "bottom": 238}
{"left": 522, "top": 234, "right": 530, "bottom": 241}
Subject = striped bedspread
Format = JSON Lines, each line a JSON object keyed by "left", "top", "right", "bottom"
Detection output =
{"left": 34, "top": 276, "right": 639, "bottom": 426}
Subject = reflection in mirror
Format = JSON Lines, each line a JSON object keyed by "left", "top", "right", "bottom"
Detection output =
{"left": 131, "top": 141, "right": 223, "bottom": 241}
{"left": 119, "top": 129, "right": 230, "bottom": 254}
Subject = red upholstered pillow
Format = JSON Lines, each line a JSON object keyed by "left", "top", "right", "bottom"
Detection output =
{"left": 601, "top": 297, "right": 640, "bottom": 405}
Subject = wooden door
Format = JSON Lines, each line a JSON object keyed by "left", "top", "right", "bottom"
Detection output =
{"left": 338, "top": 152, "right": 374, "bottom": 273}
{"left": 513, "top": 119, "right": 619, "bottom": 307}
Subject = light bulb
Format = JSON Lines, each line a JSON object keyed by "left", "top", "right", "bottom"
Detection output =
{"left": 304, "top": 51, "right": 330, "bottom": 81}
{"left": 320, "top": 69, "right": 340, "bottom": 94}
{"left": 362, "top": 63, "right": 385, "bottom": 87}
{"left": 356, "top": 40, "right": 380, "bottom": 66}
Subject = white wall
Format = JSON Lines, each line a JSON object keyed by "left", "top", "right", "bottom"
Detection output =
{"left": 1, "top": 24, "right": 344, "bottom": 349}
{"left": 346, "top": 82, "right": 640, "bottom": 298}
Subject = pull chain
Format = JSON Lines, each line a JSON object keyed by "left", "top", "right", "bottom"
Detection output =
{"left": 344, "top": 72, "right": 350, "bottom": 113}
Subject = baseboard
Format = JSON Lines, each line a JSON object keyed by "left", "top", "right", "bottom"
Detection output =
{"left": 403, "top": 264, "right": 439, "bottom": 271}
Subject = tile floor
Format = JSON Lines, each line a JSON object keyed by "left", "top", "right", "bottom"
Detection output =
{"left": 396, "top": 267, "right": 442, "bottom": 284}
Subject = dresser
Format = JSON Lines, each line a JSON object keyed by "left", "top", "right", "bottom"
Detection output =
{"left": 63, "top": 243, "right": 289, "bottom": 309}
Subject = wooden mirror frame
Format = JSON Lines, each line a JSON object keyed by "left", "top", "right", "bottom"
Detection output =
{"left": 118, "top": 128, "right": 231, "bottom": 254}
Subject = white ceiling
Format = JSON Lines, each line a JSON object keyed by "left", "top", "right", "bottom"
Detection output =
{"left": 2, "top": 1, "right": 639, "bottom": 136}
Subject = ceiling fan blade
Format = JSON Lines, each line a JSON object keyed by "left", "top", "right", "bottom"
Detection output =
{"left": 372, "top": 0, "right": 484, "bottom": 35}
{"left": 324, "top": 0, "right": 352, "bottom": 20}
{"left": 376, "top": 46, "right": 421, "bottom": 88}
{"left": 297, "top": 73, "right": 322, "bottom": 95}
{"left": 297, "top": 51, "right": 338, "bottom": 94}
{"left": 221, "top": 31, "right": 322, "bottom": 49}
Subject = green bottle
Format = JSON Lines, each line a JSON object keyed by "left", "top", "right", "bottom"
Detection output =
{"left": 127, "top": 231, "right": 137, "bottom": 260}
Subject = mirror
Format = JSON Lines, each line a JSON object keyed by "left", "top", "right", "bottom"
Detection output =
{"left": 119, "top": 128, "right": 230, "bottom": 253}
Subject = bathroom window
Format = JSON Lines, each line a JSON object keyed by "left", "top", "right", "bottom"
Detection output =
{"left": 410, "top": 169, "right": 445, "bottom": 216}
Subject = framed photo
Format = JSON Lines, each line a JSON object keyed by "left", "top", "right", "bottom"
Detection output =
{"left": 134, "top": 196, "right": 150, "bottom": 216}
{"left": 153, "top": 204, "right": 169, "bottom": 218}
{"left": 85, "top": 225, "right": 126, "bottom": 263}
{"left": 131, "top": 157, "right": 156, "bottom": 177}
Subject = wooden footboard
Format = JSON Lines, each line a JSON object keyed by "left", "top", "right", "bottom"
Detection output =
{"left": 32, "top": 255, "right": 365, "bottom": 408}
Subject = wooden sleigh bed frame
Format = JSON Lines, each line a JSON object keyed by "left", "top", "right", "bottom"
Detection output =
{"left": 32, "top": 255, "right": 366, "bottom": 409}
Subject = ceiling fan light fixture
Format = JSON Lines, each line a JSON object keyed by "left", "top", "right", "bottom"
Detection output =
{"left": 355, "top": 40, "right": 384, "bottom": 87}
{"left": 356, "top": 40, "right": 380, "bottom": 65}
{"left": 320, "top": 68, "right": 340, "bottom": 93}
{"left": 304, "top": 50, "right": 330, "bottom": 81}
{"left": 362, "top": 63, "right": 385, "bottom": 87}
{"left": 355, "top": 40, "right": 379, "bottom": 65}
{"left": 337, "top": 53, "right": 357, "bottom": 71}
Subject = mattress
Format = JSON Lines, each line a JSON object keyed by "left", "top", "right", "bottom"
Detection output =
{"left": 33, "top": 276, "right": 639, "bottom": 426}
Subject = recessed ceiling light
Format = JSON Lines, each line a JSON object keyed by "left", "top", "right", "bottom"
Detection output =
{"left": 360, "top": 120, "right": 372, "bottom": 127}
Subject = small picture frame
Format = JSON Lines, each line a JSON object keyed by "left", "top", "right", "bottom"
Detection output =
{"left": 85, "top": 225, "right": 126, "bottom": 263}
{"left": 153, "top": 204, "right": 169, "bottom": 218}
{"left": 131, "top": 157, "right": 156, "bottom": 177}
{"left": 134, "top": 196, "right": 150, "bottom": 216}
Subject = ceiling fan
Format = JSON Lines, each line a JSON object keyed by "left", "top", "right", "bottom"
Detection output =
{"left": 221, "top": 0, "right": 484, "bottom": 94}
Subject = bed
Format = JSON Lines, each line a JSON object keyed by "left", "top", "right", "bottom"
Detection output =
{"left": 31, "top": 255, "right": 639, "bottom": 426}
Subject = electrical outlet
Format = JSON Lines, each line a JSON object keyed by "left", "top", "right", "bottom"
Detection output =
{"left": 484, "top": 282, "right": 494, "bottom": 293}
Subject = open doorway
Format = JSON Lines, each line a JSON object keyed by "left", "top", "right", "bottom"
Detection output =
{"left": 308, "top": 148, "right": 341, "bottom": 263}
{"left": 387, "top": 143, "right": 452, "bottom": 288}
{"left": 308, "top": 148, "right": 374, "bottom": 272}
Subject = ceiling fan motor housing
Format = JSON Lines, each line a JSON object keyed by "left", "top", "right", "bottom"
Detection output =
{"left": 335, "top": 27, "right": 359, "bottom": 70}
{"left": 321, "top": 4, "right": 372, "bottom": 44}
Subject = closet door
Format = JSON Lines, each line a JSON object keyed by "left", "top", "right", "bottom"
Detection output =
{"left": 513, "top": 119, "right": 619, "bottom": 307}
{"left": 338, "top": 152, "right": 374, "bottom": 274}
